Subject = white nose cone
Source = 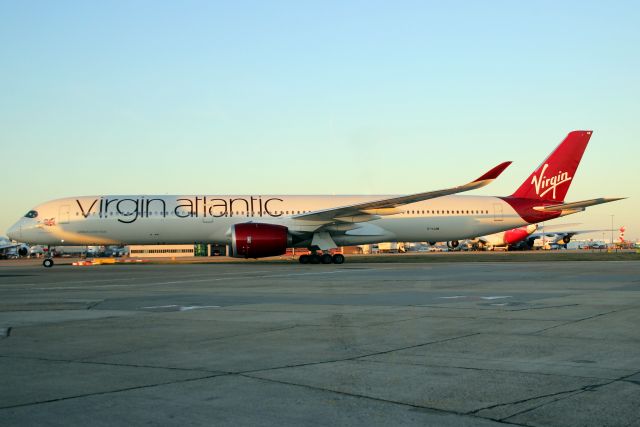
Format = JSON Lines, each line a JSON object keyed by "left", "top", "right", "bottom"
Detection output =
{"left": 6, "top": 222, "right": 21, "bottom": 241}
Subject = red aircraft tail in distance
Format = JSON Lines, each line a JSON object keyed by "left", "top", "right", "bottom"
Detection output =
{"left": 511, "top": 130, "right": 592, "bottom": 203}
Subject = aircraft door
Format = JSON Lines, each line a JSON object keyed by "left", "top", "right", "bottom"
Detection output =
{"left": 59, "top": 205, "right": 70, "bottom": 224}
{"left": 492, "top": 203, "right": 503, "bottom": 222}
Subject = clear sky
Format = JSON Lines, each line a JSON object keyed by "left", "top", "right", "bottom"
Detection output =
{"left": 1, "top": 1, "right": 638, "bottom": 240}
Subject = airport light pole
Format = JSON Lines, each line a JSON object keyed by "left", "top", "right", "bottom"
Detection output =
{"left": 611, "top": 214, "right": 615, "bottom": 251}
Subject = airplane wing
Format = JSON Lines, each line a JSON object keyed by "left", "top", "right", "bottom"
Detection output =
{"left": 533, "top": 229, "right": 603, "bottom": 238}
{"left": 536, "top": 222, "right": 581, "bottom": 231}
{"left": 533, "top": 198, "right": 625, "bottom": 212}
{"left": 292, "top": 161, "right": 512, "bottom": 223}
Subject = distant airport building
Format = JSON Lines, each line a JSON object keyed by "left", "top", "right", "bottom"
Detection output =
{"left": 127, "top": 244, "right": 357, "bottom": 258}
{"left": 129, "top": 244, "right": 228, "bottom": 258}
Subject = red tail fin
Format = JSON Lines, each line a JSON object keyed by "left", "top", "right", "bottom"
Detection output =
{"left": 511, "top": 130, "right": 592, "bottom": 202}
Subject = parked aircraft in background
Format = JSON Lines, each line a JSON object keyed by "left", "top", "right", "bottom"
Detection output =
{"left": 6, "top": 130, "right": 624, "bottom": 267}
{"left": 469, "top": 224, "right": 539, "bottom": 250}
{"left": 467, "top": 223, "right": 609, "bottom": 250}
{"left": 530, "top": 227, "right": 613, "bottom": 250}
{"left": 0, "top": 236, "right": 29, "bottom": 259}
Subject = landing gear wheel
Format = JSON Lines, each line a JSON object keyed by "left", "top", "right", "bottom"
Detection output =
{"left": 331, "top": 254, "right": 345, "bottom": 264}
{"left": 299, "top": 255, "right": 310, "bottom": 264}
{"left": 320, "top": 253, "right": 333, "bottom": 264}
{"left": 310, "top": 254, "right": 321, "bottom": 264}
{"left": 43, "top": 258, "right": 54, "bottom": 268}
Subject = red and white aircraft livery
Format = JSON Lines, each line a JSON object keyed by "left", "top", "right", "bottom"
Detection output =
{"left": 472, "top": 223, "right": 608, "bottom": 250}
{"left": 6, "top": 130, "right": 624, "bottom": 267}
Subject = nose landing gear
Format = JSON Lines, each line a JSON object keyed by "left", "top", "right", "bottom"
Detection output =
{"left": 42, "top": 245, "right": 54, "bottom": 268}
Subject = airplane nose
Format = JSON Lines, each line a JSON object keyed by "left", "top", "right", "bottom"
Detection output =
{"left": 7, "top": 222, "right": 21, "bottom": 241}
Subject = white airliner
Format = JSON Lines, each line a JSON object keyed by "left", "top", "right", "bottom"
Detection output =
{"left": 470, "top": 223, "right": 608, "bottom": 250}
{"left": 6, "top": 130, "right": 624, "bottom": 267}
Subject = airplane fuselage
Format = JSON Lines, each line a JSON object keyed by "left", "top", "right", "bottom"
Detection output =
{"left": 9, "top": 194, "right": 531, "bottom": 247}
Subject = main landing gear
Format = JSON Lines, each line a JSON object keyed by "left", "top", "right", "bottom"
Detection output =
{"left": 298, "top": 252, "right": 345, "bottom": 265}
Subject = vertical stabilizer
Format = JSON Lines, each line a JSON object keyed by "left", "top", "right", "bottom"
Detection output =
{"left": 511, "top": 130, "right": 592, "bottom": 202}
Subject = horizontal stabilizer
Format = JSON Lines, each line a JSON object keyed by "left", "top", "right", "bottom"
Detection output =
{"left": 533, "top": 197, "right": 625, "bottom": 212}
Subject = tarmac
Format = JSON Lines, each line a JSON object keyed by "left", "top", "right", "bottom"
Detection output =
{"left": 1, "top": 259, "right": 639, "bottom": 426}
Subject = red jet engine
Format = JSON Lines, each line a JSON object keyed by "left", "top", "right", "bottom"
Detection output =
{"left": 230, "top": 223, "right": 290, "bottom": 258}
{"left": 503, "top": 227, "right": 531, "bottom": 245}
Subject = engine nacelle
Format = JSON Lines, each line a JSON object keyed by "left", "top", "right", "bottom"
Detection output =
{"left": 562, "top": 235, "right": 571, "bottom": 244}
{"left": 504, "top": 228, "right": 531, "bottom": 245}
{"left": 230, "top": 223, "right": 290, "bottom": 258}
{"left": 447, "top": 240, "right": 459, "bottom": 249}
{"left": 18, "top": 246, "right": 28, "bottom": 257}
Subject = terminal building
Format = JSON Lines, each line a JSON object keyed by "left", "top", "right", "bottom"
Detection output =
{"left": 127, "top": 244, "right": 358, "bottom": 258}
{"left": 129, "top": 244, "right": 228, "bottom": 258}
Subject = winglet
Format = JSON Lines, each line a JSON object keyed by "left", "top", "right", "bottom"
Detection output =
{"left": 473, "top": 161, "right": 512, "bottom": 182}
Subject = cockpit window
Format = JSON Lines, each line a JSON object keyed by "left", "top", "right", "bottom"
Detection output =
{"left": 24, "top": 210, "right": 38, "bottom": 218}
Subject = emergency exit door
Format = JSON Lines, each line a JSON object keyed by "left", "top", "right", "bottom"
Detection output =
{"left": 59, "top": 205, "right": 70, "bottom": 224}
{"left": 492, "top": 203, "right": 503, "bottom": 221}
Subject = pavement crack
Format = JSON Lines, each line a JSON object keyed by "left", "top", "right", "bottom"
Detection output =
{"left": 468, "top": 387, "right": 587, "bottom": 416}
{"left": 0, "top": 373, "right": 226, "bottom": 411}
{"left": 71, "top": 324, "right": 303, "bottom": 361}
{"left": 0, "top": 353, "right": 221, "bottom": 374}
{"left": 533, "top": 308, "right": 625, "bottom": 334}
{"left": 85, "top": 301, "right": 101, "bottom": 310}
{"left": 238, "top": 332, "right": 481, "bottom": 375}
{"left": 494, "top": 370, "right": 640, "bottom": 422}
{"left": 238, "top": 374, "right": 527, "bottom": 426}
{"left": 357, "top": 358, "right": 615, "bottom": 382}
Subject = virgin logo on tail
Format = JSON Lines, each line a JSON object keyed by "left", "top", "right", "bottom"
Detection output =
{"left": 531, "top": 164, "right": 572, "bottom": 199}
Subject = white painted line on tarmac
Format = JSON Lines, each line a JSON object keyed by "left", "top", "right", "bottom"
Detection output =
{"left": 179, "top": 305, "right": 221, "bottom": 311}
{"left": 17, "top": 269, "right": 356, "bottom": 290}
{"left": 149, "top": 269, "right": 356, "bottom": 286}
{"left": 141, "top": 304, "right": 221, "bottom": 311}
{"left": 7, "top": 270, "right": 274, "bottom": 290}
{"left": 438, "top": 295, "right": 512, "bottom": 300}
